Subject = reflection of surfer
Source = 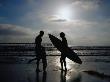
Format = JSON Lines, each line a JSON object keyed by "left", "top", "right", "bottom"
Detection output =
{"left": 60, "top": 32, "right": 68, "bottom": 70}
{"left": 60, "top": 70, "right": 67, "bottom": 82}
{"left": 36, "top": 71, "right": 47, "bottom": 82}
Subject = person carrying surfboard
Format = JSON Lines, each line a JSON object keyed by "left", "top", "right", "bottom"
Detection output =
{"left": 49, "top": 33, "right": 82, "bottom": 70}
{"left": 60, "top": 32, "right": 68, "bottom": 70}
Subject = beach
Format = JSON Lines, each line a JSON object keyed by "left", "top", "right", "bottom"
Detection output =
{"left": 0, "top": 53, "right": 110, "bottom": 82}
{"left": 0, "top": 46, "right": 110, "bottom": 82}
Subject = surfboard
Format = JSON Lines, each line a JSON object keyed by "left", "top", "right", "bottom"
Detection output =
{"left": 49, "top": 34, "right": 82, "bottom": 64}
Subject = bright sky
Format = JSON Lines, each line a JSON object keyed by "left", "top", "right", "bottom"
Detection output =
{"left": 0, "top": 0, "right": 110, "bottom": 46}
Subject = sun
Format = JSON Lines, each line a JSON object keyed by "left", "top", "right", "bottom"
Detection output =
{"left": 57, "top": 7, "right": 71, "bottom": 20}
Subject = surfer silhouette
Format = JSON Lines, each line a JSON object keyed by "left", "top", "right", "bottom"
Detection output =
{"left": 35, "top": 31, "right": 47, "bottom": 71}
{"left": 49, "top": 32, "right": 82, "bottom": 70}
{"left": 60, "top": 32, "right": 68, "bottom": 70}
{"left": 28, "top": 31, "right": 47, "bottom": 71}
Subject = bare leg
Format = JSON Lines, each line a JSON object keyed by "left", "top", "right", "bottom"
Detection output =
{"left": 60, "top": 58, "right": 63, "bottom": 70}
{"left": 43, "top": 59, "right": 47, "bottom": 71}
{"left": 36, "top": 59, "right": 40, "bottom": 72}
{"left": 64, "top": 59, "right": 67, "bottom": 70}
{"left": 28, "top": 58, "right": 37, "bottom": 63}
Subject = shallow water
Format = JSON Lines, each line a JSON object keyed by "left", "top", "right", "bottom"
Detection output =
{"left": 0, "top": 56, "right": 110, "bottom": 82}
{"left": 0, "top": 49, "right": 110, "bottom": 82}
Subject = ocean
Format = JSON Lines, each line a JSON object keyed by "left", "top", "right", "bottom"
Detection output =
{"left": 0, "top": 45, "right": 110, "bottom": 82}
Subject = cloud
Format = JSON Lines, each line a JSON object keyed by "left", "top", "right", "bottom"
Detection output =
{"left": 71, "top": 0, "right": 100, "bottom": 11}
{"left": 47, "top": 15, "right": 67, "bottom": 22}
{"left": 65, "top": 19, "right": 110, "bottom": 45}
{"left": 50, "top": 18, "right": 67, "bottom": 22}
{"left": 68, "top": 0, "right": 101, "bottom": 20}
{"left": 39, "top": 0, "right": 101, "bottom": 23}
{"left": 0, "top": 24, "right": 35, "bottom": 43}
{"left": 0, "top": 24, "right": 33, "bottom": 36}
{"left": 43, "top": 18, "right": 110, "bottom": 46}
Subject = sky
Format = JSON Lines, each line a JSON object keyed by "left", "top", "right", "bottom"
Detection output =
{"left": 0, "top": 0, "right": 110, "bottom": 46}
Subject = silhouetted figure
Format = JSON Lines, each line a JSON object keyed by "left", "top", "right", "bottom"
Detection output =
{"left": 35, "top": 31, "right": 47, "bottom": 71}
{"left": 28, "top": 31, "right": 47, "bottom": 71}
{"left": 60, "top": 32, "right": 68, "bottom": 70}
{"left": 48, "top": 33, "right": 82, "bottom": 65}
{"left": 60, "top": 69, "right": 67, "bottom": 82}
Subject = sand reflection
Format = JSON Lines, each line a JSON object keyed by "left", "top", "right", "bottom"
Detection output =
{"left": 55, "top": 57, "right": 76, "bottom": 70}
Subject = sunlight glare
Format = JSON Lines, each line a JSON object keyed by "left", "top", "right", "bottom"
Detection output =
{"left": 55, "top": 57, "right": 76, "bottom": 70}
{"left": 57, "top": 7, "right": 71, "bottom": 20}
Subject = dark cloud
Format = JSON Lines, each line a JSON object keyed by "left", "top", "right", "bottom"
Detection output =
{"left": 51, "top": 19, "right": 67, "bottom": 22}
{"left": 48, "top": 15, "right": 67, "bottom": 22}
{"left": 0, "top": 24, "right": 32, "bottom": 36}
{"left": 0, "top": 24, "right": 34, "bottom": 43}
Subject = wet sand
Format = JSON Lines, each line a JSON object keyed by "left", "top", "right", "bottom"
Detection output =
{"left": 0, "top": 56, "right": 110, "bottom": 82}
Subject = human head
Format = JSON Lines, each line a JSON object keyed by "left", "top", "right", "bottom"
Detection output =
{"left": 60, "top": 32, "right": 65, "bottom": 38}
{"left": 39, "top": 31, "right": 44, "bottom": 36}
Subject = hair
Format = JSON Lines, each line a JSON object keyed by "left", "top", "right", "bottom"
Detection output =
{"left": 60, "top": 32, "right": 65, "bottom": 37}
{"left": 39, "top": 31, "right": 44, "bottom": 35}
